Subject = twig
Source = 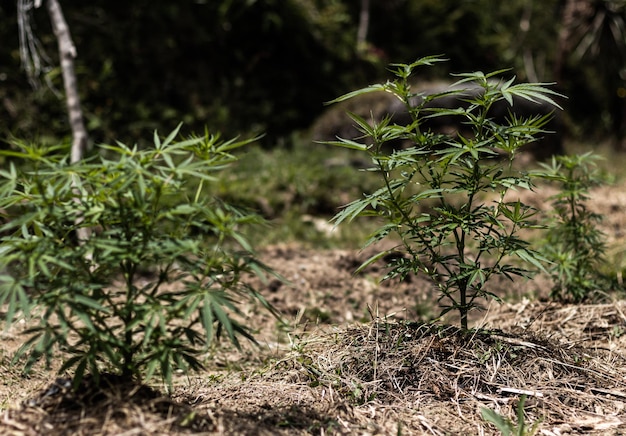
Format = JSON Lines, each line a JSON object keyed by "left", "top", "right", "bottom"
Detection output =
{"left": 417, "top": 414, "right": 444, "bottom": 436}
{"left": 588, "top": 387, "right": 626, "bottom": 400}
{"left": 490, "top": 334, "right": 547, "bottom": 350}
{"left": 473, "top": 391, "right": 509, "bottom": 403}
{"left": 498, "top": 387, "right": 544, "bottom": 397}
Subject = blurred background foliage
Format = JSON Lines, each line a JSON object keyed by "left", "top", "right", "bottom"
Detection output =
{"left": 0, "top": 0, "right": 625, "bottom": 150}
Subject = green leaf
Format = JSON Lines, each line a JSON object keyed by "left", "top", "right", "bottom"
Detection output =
{"left": 514, "top": 248, "right": 548, "bottom": 273}
{"left": 160, "top": 351, "right": 174, "bottom": 388}
{"left": 73, "top": 294, "right": 111, "bottom": 313}
{"left": 216, "top": 134, "right": 263, "bottom": 153}
{"left": 332, "top": 197, "right": 376, "bottom": 226}
{"left": 201, "top": 294, "right": 215, "bottom": 345}
{"left": 355, "top": 250, "right": 392, "bottom": 275}
{"left": 211, "top": 300, "right": 238, "bottom": 347}
{"left": 319, "top": 137, "right": 369, "bottom": 151}
{"left": 481, "top": 407, "right": 512, "bottom": 436}
{"left": 159, "top": 123, "right": 183, "bottom": 149}
{"left": 325, "top": 84, "right": 388, "bottom": 105}
{"left": 506, "top": 83, "right": 564, "bottom": 110}
{"left": 162, "top": 151, "right": 175, "bottom": 169}
{"left": 145, "top": 357, "right": 160, "bottom": 382}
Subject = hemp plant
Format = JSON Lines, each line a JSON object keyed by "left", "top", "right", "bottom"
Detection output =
{"left": 536, "top": 152, "right": 610, "bottom": 302}
{"left": 0, "top": 125, "right": 278, "bottom": 389}
{"left": 481, "top": 395, "right": 542, "bottom": 436}
{"left": 326, "top": 56, "right": 561, "bottom": 329}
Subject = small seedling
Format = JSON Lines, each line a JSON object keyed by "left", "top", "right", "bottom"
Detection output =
{"left": 535, "top": 152, "right": 611, "bottom": 301}
{"left": 481, "top": 395, "right": 542, "bottom": 436}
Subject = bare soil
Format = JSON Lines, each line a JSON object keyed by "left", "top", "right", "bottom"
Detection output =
{"left": 1, "top": 178, "right": 626, "bottom": 435}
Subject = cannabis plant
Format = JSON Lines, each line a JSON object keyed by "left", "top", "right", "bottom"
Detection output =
{"left": 481, "top": 395, "right": 542, "bottom": 436}
{"left": 536, "top": 152, "right": 610, "bottom": 301}
{"left": 327, "top": 56, "right": 561, "bottom": 329}
{"left": 0, "top": 125, "right": 277, "bottom": 388}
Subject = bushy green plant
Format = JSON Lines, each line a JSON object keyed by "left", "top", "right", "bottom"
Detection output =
{"left": 0, "top": 125, "right": 278, "bottom": 389}
{"left": 481, "top": 395, "right": 542, "bottom": 436}
{"left": 536, "top": 152, "right": 610, "bottom": 301}
{"left": 326, "top": 56, "right": 561, "bottom": 329}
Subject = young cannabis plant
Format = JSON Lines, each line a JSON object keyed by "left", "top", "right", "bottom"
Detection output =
{"left": 481, "top": 395, "right": 542, "bottom": 436}
{"left": 0, "top": 125, "right": 278, "bottom": 389}
{"left": 327, "top": 56, "right": 561, "bottom": 329}
{"left": 536, "top": 152, "right": 610, "bottom": 302}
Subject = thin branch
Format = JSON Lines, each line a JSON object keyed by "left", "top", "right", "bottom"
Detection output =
{"left": 356, "top": 0, "right": 370, "bottom": 52}
{"left": 17, "top": 0, "right": 54, "bottom": 90}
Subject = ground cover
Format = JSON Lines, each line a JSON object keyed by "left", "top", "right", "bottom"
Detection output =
{"left": 1, "top": 142, "right": 626, "bottom": 435}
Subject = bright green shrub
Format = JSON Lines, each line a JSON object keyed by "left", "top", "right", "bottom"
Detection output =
{"left": 327, "top": 56, "right": 562, "bottom": 329}
{"left": 0, "top": 125, "right": 278, "bottom": 389}
{"left": 536, "top": 152, "right": 611, "bottom": 301}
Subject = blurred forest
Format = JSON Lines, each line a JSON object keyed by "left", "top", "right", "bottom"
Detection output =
{"left": 1, "top": 0, "right": 625, "bottom": 149}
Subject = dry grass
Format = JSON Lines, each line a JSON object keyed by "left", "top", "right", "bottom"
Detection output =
{"left": 1, "top": 148, "right": 626, "bottom": 435}
{"left": 2, "top": 300, "right": 626, "bottom": 435}
{"left": 236, "top": 315, "right": 626, "bottom": 435}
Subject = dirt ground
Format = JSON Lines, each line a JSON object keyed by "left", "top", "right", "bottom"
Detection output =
{"left": 1, "top": 175, "right": 626, "bottom": 435}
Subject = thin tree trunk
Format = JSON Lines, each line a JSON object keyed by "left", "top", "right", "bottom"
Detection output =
{"left": 46, "top": 0, "right": 88, "bottom": 163}
{"left": 356, "top": 0, "right": 370, "bottom": 52}
{"left": 554, "top": 0, "right": 578, "bottom": 81}
{"left": 46, "top": 0, "right": 91, "bottom": 246}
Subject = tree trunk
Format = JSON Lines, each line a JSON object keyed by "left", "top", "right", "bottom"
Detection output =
{"left": 554, "top": 0, "right": 579, "bottom": 81}
{"left": 356, "top": 0, "right": 370, "bottom": 52}
{"left": 45, "top": 0, "right": 91, "bottom": 246}
{"left": 46, "top": 0, "right": 88, "bottom": 163}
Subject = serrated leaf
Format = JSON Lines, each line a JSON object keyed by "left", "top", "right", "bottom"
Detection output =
{"left": 319, "top": 137, "right": 369, "bottom": 151}
{"left": 201, "top": 295, "right": 215, "bottom": 345}
{"left": 211, "top": 302, "right": 237, "bottom": 347}
{"left": 73, "top": 294, "right": 110, "bottom": 313}
{"left": 514, "top": 248, "right": 548, "bottom": 273}
{"left": 332, "top": 197, "right": 376, "bottom": 226}
{"left": 481, "top": 407, "right": 512, "bottom": 436}
{"left": 325, "top": 84, "right": 388, "bottom": 105}
{"left": 355, "top": 250, "right": 391, "bottom": 275}
{"left": 160, "top": 123, "right": 183, "bottom": 148}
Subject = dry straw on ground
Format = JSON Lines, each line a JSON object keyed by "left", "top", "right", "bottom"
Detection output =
{"left": 2, "top": 178, "right": 626, "bottom": 435}
{"left": 2, "top": 301, "right": 626, "bottom": 435}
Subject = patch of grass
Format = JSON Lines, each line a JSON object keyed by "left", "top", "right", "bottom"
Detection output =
{"left": 208, "top": 140, "right": 382, "bottom": 248}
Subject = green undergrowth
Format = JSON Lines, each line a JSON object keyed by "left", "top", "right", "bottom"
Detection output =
{"left": 207, "top": 139, "right": 383, "bottom": 248}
